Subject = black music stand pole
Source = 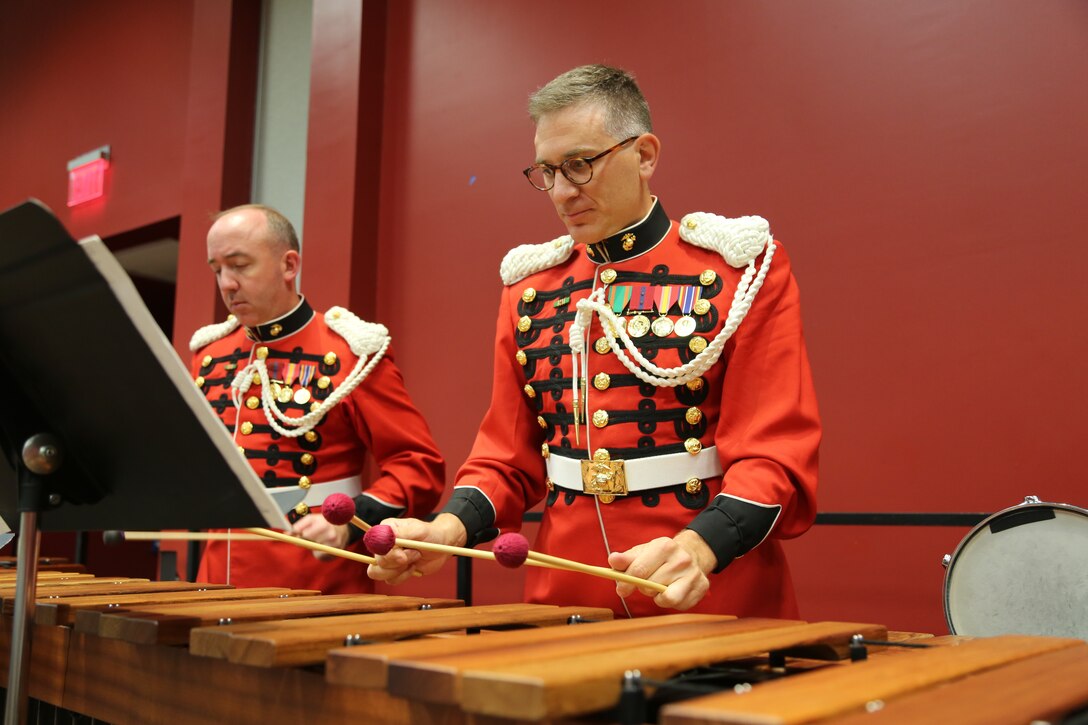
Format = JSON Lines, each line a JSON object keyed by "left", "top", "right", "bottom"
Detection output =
{"left": 4, "top": 434, "right": 62, "bottom": 725}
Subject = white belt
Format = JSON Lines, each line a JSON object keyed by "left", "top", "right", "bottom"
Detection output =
{"left": 269, "top": 475, "right": 362, "bottom": 507}
{"left": 545, "top": 448, "right": 722, "bottom": 495}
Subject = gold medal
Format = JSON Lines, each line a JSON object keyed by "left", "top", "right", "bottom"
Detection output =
{"left": 674, "top": 315, "right": 697, "bottom": 337}
{"left": 651, "top": 316, "right": 674, "bottom": 337}
{"left": 627, "top": 314, "right": 651, "bottom": 338}
{"left": 278, "top": 386, "right": 293, "bottom": 404}
{"left": 293, "top": 387, "right": 312, "bottom": 405}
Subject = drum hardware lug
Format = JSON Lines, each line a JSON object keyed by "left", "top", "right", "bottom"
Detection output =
{"left": 567, "top": 615, "right": 585, "bottom": 625}
{"left": 941, "top": 554, "right": 951, "bottom": 568}
{"left": 616, "top": 669, "right": 646, "bottom": 725}
{"left": 418, "top": 603, "right": 432, "bottom": 610}
{"left": 1023, "top": 495, "right": 1041, "bottom": 505}
{"left": 344, "top": 634, "right": 363, "bottom": 647}
{"left": 218, "top": 617, "right": 233, "bottom": 626}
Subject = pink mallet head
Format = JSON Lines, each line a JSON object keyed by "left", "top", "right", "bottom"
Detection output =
{"left": 321, "top": 493, "right": 356, "bottom": 526}
{"left": 493, "top": 532, "right": 530, "bottom": 568}
{"left": 364, "top": 524, "right": 397, "bottom": 555}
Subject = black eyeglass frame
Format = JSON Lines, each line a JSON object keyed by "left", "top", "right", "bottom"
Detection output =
{"left": 522, "top": 136, "right": 640, "bottom": 191}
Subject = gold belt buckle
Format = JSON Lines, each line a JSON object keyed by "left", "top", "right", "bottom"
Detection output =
{"left": 581, "top": 449, "right": 627, "bottom": 503}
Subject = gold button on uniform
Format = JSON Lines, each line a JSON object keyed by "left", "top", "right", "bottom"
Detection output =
{"left": 693, "top": 299, "right": 711, "bottom": 315}
{"left": 684, "top": 438, "right": 703, "bottom": 455}
{"left": 304, "top": 431, "right": 318, "bottom": 443}
{"left": 686, "top": 407, "right": 703, "bottom": 425}
{"left": 537, "top": 415, "right": 547, "bottom": 429}
{"left": 252, "top": 373, "right": 262, "bottom": 386}
{"left": 317, "top": 376, "right": 331, "bottom": 390}
{"left": 546, "top": 477, "right": 555, "bottom": 491}
{"left": 256, "top": 347, "right": 269, "bottom": 360}
{"left": 295, "top": 502, "right": 309, "bottom": 516}
{"left": 516, "top": 350, "right": 527, "bottom": 366}
{"left": 689, "top": 336, "right": 708, "bottom": 354}
{"left": 300, "top": 453, "right": 314, "bottom": 465}
{"left": 594, "top": 337, "right": 612, "bottom": 355}
{"left": 523, "top": 384, "right": 536, "bottom": 399}
{"left": 685, "top": 219, "right": 698, "bottom": 230}
{"left": 310, "top": 402, "right": 321, "bottom": 413}
{"left": 238, "top": 445, "right": 246, "bottom": 455}
{"left": 298, "top": 476, "right": 311, "bottom": 489}
{"left": 201, "top": 355, "right": 213, "bottom": 367}
{"left": 246, "top": 396, "right": 260, "bottom": 410}
{"left": 600, "top": 268, "right": 617, "bottom": 285}
{"left": 195, "top": 376, "right": 205, "bottom": 388}
{"left": 593, "top": 372, "right": 611, "bottom": 390}
{"left": 324, "top": 352, "right": 337, "bottom": 366}
{"left": 686, "top": 377, "right": 705, "bottom": 391}
{"left": 521, "top": 287, "right": 536, "bottom": 303}
{"left": 270, "top": 324, "right": 283, "bottom": 337}
{"left": 330, "top": 310, "right": 342, "bottom": 320}
{"left": 541, "top": 443, "right": 550, "bottom": 459}
{"left": 240, "top": 421, "right": 253, "bottom": 435}
{"left": 686, "top": 477, "right": 703, "bottom": 494}
{"left": 699, "top": 269, "right": 717, "bottom": 286}
{"left": 517, "top": 316, "right": 532, "bottom": 333}
{"left": 592, "top": 410, "right": 609, "bottom": 428}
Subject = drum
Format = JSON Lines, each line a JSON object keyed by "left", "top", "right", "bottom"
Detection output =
{"left": 943, "top": 496, "right": 1088, "bottom": 639}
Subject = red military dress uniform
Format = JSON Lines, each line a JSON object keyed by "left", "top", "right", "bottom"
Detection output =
{"left": 190, "top": 298, "right": 444, "bottom": 593}
{"left": 444, "top": 200, "right": 819, "bottom": 618}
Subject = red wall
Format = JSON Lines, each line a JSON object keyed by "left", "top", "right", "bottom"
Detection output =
{"left": 4, "top": 0, "right": 1087, "bottom": 635}
{"left": 0, "top": 0, "right": 192, "bottom": 238}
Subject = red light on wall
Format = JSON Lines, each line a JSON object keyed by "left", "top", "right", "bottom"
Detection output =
{"left": 67, "top": 146, "right": 111, "bottom": 207}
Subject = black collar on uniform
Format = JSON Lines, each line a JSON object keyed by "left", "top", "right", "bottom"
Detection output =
{"left": 583, "top": 198, "right": 671, "bottom": 265}
{"left": 244, "top": 296, "right": 315, "bottom": 343}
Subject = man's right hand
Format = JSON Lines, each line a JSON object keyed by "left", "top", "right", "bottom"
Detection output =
{"left": 366, "top": 513, "right": 468, "bottom": 585}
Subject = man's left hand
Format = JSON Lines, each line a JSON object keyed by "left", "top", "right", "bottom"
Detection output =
{"left": 607, "top": 529, "right": 715, "bottom": 610}
{"left": 291, "top": 515, "right": 350, "bottom": 559}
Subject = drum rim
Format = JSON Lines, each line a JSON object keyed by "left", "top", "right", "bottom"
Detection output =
{"left": 942, "top": 498, "right": 1088, "bottom": 635}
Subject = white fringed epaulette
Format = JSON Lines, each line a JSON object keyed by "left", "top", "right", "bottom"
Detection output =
{"left": 189, "top": 316, "right": 241, "bottom": 352}
{"left": 324, "top": 306, "right": 390, "bottom": 357}
{"left": 679, "top": 213, "right": 770, "bottom": 268}
{"left": 499, "top": 235, "right": 575, "bottom": 286}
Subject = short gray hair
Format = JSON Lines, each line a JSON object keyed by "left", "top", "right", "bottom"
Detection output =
{"left": 528, "top": 64, "right": 653, "bottom": 139}
{"left": 214, "top": 203, "right": 300, "bottom": 252}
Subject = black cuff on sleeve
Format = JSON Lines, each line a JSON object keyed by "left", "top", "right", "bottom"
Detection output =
{"left": 345, "top": 495, "right": 406, "bottom": 545}
{"left": 686, "top": 495, "right": 782, "bottom": 574}
{"left": 441, "top": 488, "right": 498, "bottom": 547}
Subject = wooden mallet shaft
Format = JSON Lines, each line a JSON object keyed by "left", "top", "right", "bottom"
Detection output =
{"left": 525, "top": 549, "right": 667, "bottom": 593}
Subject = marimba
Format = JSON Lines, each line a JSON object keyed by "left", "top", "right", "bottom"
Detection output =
{"left": 3, "top": 573, "right": 1088, "bottom": 724}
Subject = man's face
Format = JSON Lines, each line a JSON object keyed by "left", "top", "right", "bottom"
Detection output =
{"left": 533, "top": 103, "right": 652, "bottom": 246}
{"left": 206, "top": 209, "right": 298, "bottom": 327}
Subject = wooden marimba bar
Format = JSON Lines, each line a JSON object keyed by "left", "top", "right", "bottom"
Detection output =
{"left": 2, "top": 572, "right": 1088, "bottom": 724}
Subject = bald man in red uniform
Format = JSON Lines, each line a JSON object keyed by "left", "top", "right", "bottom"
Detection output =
{"left": 368, "top": 65, "right": 819, "bottom": 618}
{"left": 191, "top": 204, "right": 444, "bottom": 593}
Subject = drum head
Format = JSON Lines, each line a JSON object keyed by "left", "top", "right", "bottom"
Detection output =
{"left": 944, "top": 502, "right": 1088, "bottom": 639}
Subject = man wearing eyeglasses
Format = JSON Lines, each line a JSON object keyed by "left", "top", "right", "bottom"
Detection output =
{"left": 369, "top": 65, "right": 820, "bottom": 618}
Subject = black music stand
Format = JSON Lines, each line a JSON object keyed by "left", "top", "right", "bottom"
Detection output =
{"left": 0, "top": 200, "right": 292, "bottom": 724}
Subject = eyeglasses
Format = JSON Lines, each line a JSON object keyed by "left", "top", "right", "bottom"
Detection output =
{"left": 522, "top": 136, "right": 639, "bottom": 191}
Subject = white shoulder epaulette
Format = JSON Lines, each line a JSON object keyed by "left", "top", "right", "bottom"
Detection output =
{"left": 324, "top": 306, "right": 390, "bottom": 357}
{"left": 189, "top": 316, "right": 241, "bottom": 352}
{"left": 679, "top": 213, "right": 770, "bottom": 268}
{"left": 499, "top": 235, "right": 575, "bottom": 286}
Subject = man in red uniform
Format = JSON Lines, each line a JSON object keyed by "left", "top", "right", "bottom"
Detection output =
{"left": 191, "top": 204, "right": 445, "bottom": 593}
{"left": 368, "top": 65, "right": 819, "bottom": 618}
